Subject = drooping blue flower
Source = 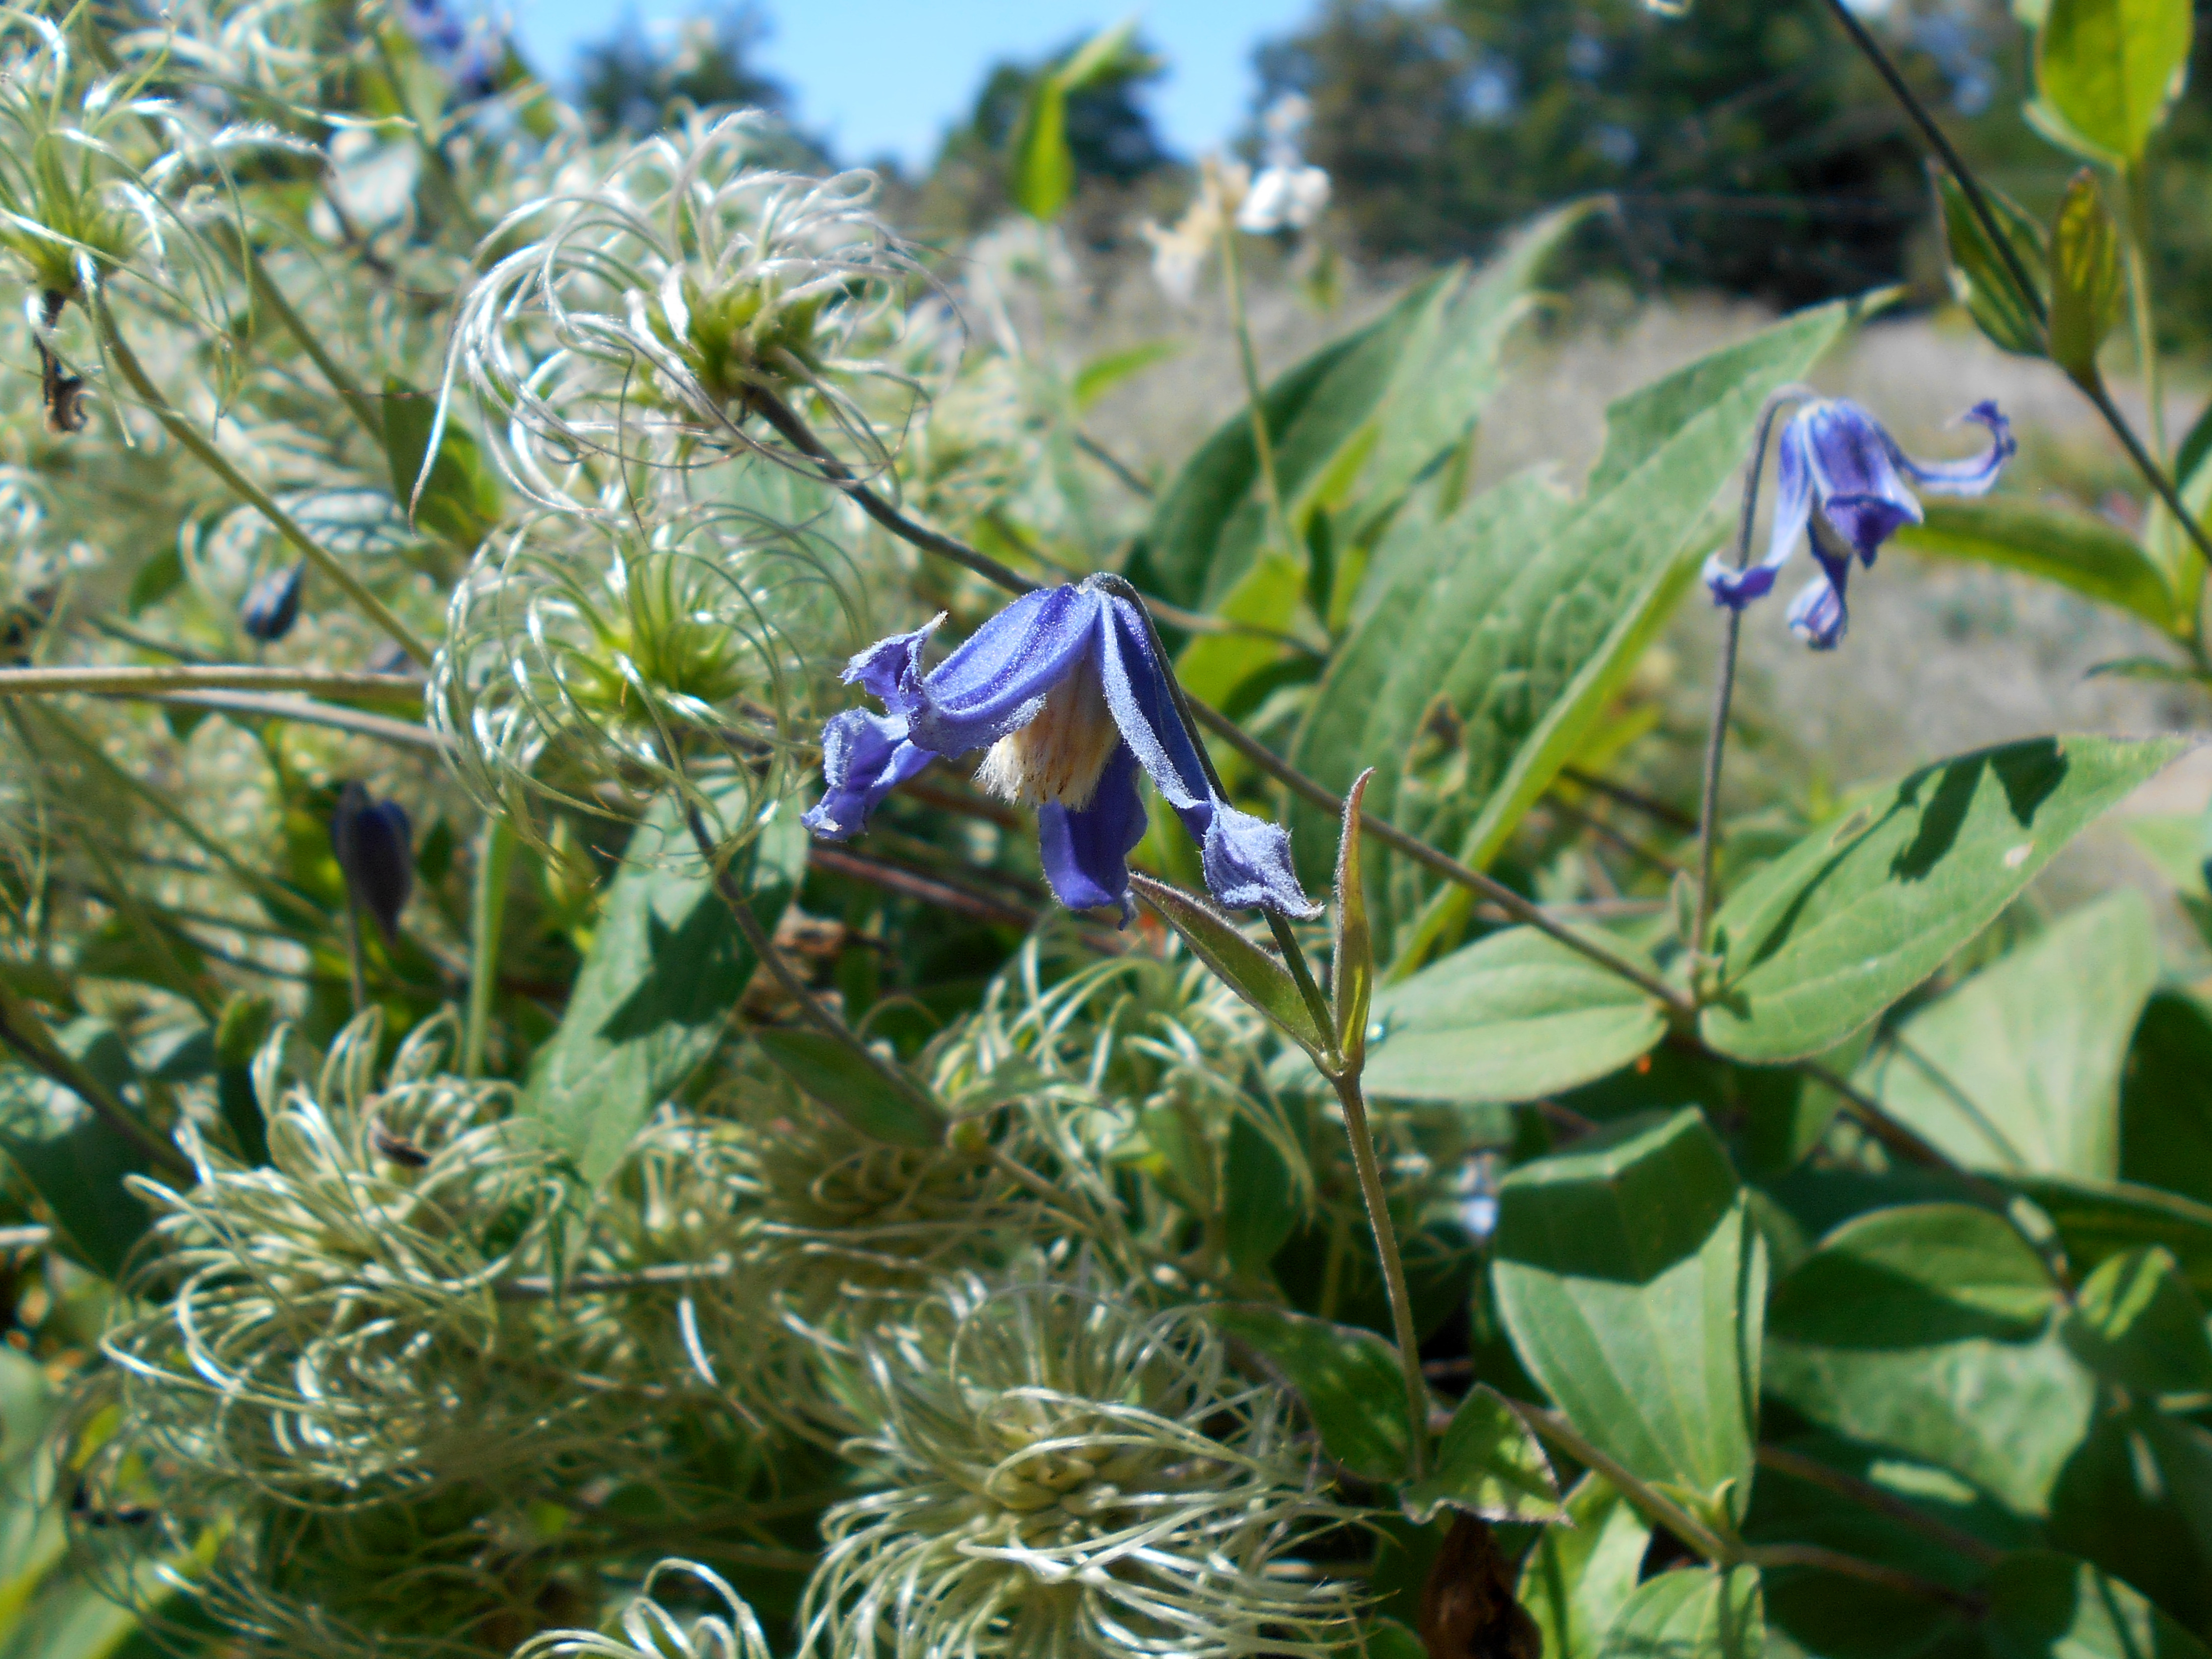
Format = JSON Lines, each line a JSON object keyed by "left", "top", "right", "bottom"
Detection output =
{"left": 803, "top": 579, "right": 1320, "bottom": 923}
{"left": 1703, "top": 398, "right": 2014, "bottom": 650}
{"left": 331, "top": 782, "right": 413, "bottom": 943}
{"left": 240, "top": 562, "right": 305, "bottom": 643}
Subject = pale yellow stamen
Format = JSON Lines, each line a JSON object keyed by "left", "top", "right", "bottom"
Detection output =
{"left": 973, "top": 653, "right": 1121, "bottom": 809}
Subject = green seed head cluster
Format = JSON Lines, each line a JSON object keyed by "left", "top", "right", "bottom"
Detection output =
{"left": 434, "top": 504, "right": 858, "bottom": 831}
{"left": 800, "top": 1266, "right": 1359, "bottom": 1659}
{"left": 451, "top": 111, "right": 923, "bottom": 514}
{"left": 91, "top": 1012, "right": 806, "bottom": 1659}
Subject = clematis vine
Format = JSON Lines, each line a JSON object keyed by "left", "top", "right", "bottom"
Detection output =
{"left": 1703, "top": 397, "right": 2013, "bottom": 649}
{"left": 803, "top": 577, "right": 1319, "bottom": 922}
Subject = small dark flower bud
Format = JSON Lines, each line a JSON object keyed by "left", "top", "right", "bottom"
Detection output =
{"left": 331, "top": 782, "right": 413, "bottom": 943}
{"left": 240, "top": 563, "right": 306, "bottom": 642}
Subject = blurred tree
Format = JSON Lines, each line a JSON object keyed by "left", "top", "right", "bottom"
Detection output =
{"left": 577, "top": 4, "right": 826, "bottom": 166}
{"left": 914, "top": 33, "right": 1179, "bottom": 244}
{"left": 1254, "top": 0, "right": 1966, "bottom": 304}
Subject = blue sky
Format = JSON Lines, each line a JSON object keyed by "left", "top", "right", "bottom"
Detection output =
{"left": 505, "top": 0, "right": 1315, "bottom": 168}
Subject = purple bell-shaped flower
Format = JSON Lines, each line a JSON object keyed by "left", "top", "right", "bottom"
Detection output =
{"left": 804, "top": 578, "right": 1319, "bottom": 924}
{"left": 1703, "top": 398, "right": 2014, "bottom": 649}
{"left": 331, "top": 782, "right": 413, "bottom": 943}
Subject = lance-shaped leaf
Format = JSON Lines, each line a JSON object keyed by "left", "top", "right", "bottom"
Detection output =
{"left": 1008, "top": 20, "right": 1143, "bottom": 223}
{"left": 2034, "top": 0, "right": 2194, "bottom": 166}
{"left": 1891, "top": 497, "right": 2177, "bottom": 639}
{"left": 2048, "top": 172, "right": 2127, "bottom": 391}
{"left": 1700, "top": 735, "right": 2186, "bottom": 1064}
{"left": 1129, "top": 873, "right": 1330, "bottom": 1063}
{"left": 1331, "top": 771, "right": 1375, "bottom": 1070}
{"left": 1936, "top": 171, "right": 2049, "bottom": 358}
{"left": 1400, "top": 1385, "right": 1562, "bottom": 1525}
{"left": 525, "top": 795, "right": 805, "bottom": 1182}
{"left": 1290, "top": 300, "right": 1857, "bottom": 955}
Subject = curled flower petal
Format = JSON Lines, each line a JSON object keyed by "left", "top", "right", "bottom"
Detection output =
{"left": 839, "top": 613, "right": 942, "bottom": 714}
{"left": 1885, "top": 400, "right": 2014, "bottom": 495}
{"left": 802, "top": 710, "right": 932, "bottom": 841}
{"left": 1036, "top": 747, "right": 1149, "bottom": 920}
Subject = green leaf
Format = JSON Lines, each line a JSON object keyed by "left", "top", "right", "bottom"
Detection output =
{"left": 1400, "top": 1384, "right": 1562, "bottom": 1524}
{"left": 1764, "top": 1209, "right": 2093, "bottom": 1516}
{"left": 1493, "top": 1109, "right": 1761, "bottom": 1522}
{"left": 2035, "top": 0, "right": 2194, "bottom": 165}
{"left": 1852, "top": 891, "right": 2158, "bottom": 1180}
{"left": 751, "top": 1029, "right": 944, "bottom": 1150}
{"left": 2061, "top": 1246, "right": 2212, "bottom": 1395}
{"left": 1597, "top": 1565, "right": 1764, "bottom": 1659}
{"left": 1331, "top": 772, "right": 1375, "bottom": 1070}
{"left": 1128, "top": 874, "right": 1330, "bottom": 1062}
{"left": 1517, "top": 1475, "right": 1652, "bottom": 1659}
{"left": 2019, "top": 1174, "right": 2212, "bottom": 1302}
{"left": 524, "top": 797, "right": 805, "bottom": 1183}
{"left": 0, "top": 1021, "right": 153, "bottom": 1279}
{"left": 1936, "top": 172, "right": 2050, "bottom": 358}
{"left": 1007, "top": 80, "right": 1072, "bottom": 222}
{"left": 1360, "top": 927, "right": 1666, "bottom": 1105}
{"left": 124, "top": 544, "right": 184, "bottom": 616}
{"left": 1344, "top": 200, "right": 1596, "bottom": 543}
{"left": 1211, "top": 1304, "right": 1414, "bottom": 1481}
{"left": 382, "top": 382, "right": 501, "bottom": 552}
{"left": 1767, "top": 1204, "right": 2059, "bottom": 1349}
{"left": 2048, "top": 172, "right": 2126, "bottom": 391}
{"left": 1891, "top": 498, "right": 2177, "bottom": 639}
{"left": 1701, "top": 736, "right": 2186, "bottom": 1064}
{"left": 2121, "top": 994, "right": 2212, "bottom": 1205}
{"left": 1072, "top": 339, "right": 1183, "bottom": 411}
{"left": 2048, "top": 1409, "right": 2212, "bottom": 1634}
{"left": 1986, "top": 1550, "right": 2211, "bottom": 1659}
{"left": 1292, "top": 300, "right": 1858, "bottom": 957}
{"left": 1221, "top": 1106, "right": 1300, "bottom": 1272}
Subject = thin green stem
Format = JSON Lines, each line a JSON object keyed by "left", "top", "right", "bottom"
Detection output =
{"left": 1329, "top": 1070, "right": 1430, "bottom": 1483}
{"left": 1218, "top": 214, "right": 1297, "bottom": 563}
{"left": 342, "top": 893, "right": 367, "bottom": 1013}
{"left": 1265, "top": 910, "right": 1335, "bottom": 1047}
{"left": 1506, "top": 1400, "right": 1732, "bottom": 1562}
{"left": 2120, "top": 164, "right": 2166, "bottom": 464}
{"left": 217, "top": 225, "right": 386, "bottom": 444}
{"left": 464, "top": 813, "right": 516, "bottom": 1080}
{"left": 1693, "top": 388, "right": 1804, "bottom": 968}
{"left": 0, "top": 665, "right": 422, "bottom": 701}
{"left": 93, "top": 301, "right": 434, "bottom": 666}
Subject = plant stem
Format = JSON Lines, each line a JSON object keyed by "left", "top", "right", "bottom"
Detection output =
{"left": 1265, "top": 911, "right": 1335, "bottom": 1041}
{"left": 1753, "top": 1444, "right": 2001, "bottom": 1567}
{"left": 216, "top": 225, "right": 386, "bottom": 444}
{"left": 341, "top": 892, "right": 367, "bottom": 1013}
{"left": 464, "top": 813, "right": 516, "bottom": 1080}
{"left": 92, "top": 303, "right": 435, "bottom": 666}
{"left": 0, "top": 665, "right": 422, "bottom": 701}
{"left": 1693, "top": 389, "right": 1800, "bottom": 967}
{"left": 1814, "top": 0, "right": 2212, "bottom": 574}
{"left": 1218, "top": 215, "right": 1297, "bottom": 563}
{"left": 1507, "top": 1400, "right": 1732, "bottom": 1561}
{"left": 127, "top": 691, "right": 446, "bottom": 753}
{"left": 1329, "top": 1069, "right": 1430, "bottom": 1483}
